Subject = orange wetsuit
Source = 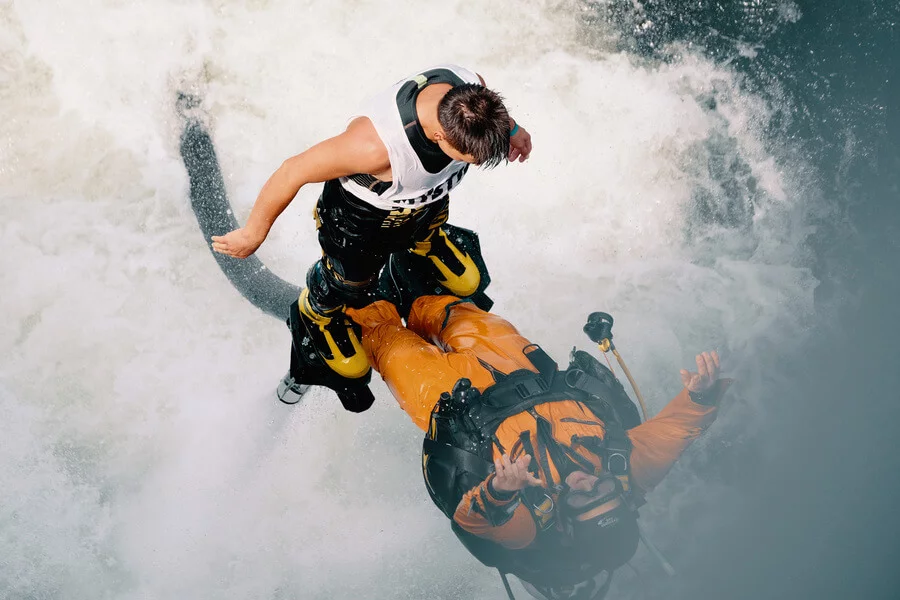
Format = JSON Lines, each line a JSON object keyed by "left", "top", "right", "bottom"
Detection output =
{"left": 347, "top": 296, "right": 730, "bottom": 550}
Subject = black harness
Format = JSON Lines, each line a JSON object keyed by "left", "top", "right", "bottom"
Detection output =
{"left": 422, "top": 346, "right": 643, "bottom": 589}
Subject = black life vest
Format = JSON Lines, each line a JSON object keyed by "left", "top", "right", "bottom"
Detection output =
{"left": 421, "top": 346, "right": 643, "bottom": 588}
{"left": 396, "top": 67, "right": 467, "bottom": 174}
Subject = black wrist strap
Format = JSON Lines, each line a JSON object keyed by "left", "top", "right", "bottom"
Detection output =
{"left": 689, "top": 389, "right": 716, "bottom": 406}
{"left": 487, "top": 475, "right": 518, "bottom": 501}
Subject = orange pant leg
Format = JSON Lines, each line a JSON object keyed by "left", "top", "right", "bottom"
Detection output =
{"left": 407, "top": 296, "right": 539, "bottom": 380}
{"left": 347, "top": 297, "right": 542, "bottom": 431}
{"left": 345, "top": 300, "right": 483, "bottom": 431}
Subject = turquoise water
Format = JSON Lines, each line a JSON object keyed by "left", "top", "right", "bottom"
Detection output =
{"left": 595, "top": 2, "right": 900, "bottom": 598}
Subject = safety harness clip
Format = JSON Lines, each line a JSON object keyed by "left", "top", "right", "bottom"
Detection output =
{"left": 515, "top": 377, "right": 548, "bottom": 399}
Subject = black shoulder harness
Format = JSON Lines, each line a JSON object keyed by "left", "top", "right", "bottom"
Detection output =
{"left": 346, "top": 69, "right": 469, "bottom": 196}
{"left": 395, "top": 68, "right": 467, "bottom": 174}
{"left": 422, "top": 346, "right": 641, "bottom": 519}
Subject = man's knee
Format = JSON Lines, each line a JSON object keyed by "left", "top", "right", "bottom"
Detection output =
{"left": 306, "top": 259, "right": 380, "bottom": 312}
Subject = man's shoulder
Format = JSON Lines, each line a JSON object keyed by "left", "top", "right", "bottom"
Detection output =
{"left": 342, "top": 117, "right": 390, "bottom": 170}
{"left": 414, "top": 63, "right": 481, "bottom": 85}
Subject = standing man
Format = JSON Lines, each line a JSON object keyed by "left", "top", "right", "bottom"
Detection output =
{"left": 212, "top": 64, "right": 532, "bottom": 380}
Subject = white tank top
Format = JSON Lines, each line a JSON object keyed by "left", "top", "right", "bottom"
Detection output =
{"left": 339, "top": 64, "right": 482, "bottom": 211}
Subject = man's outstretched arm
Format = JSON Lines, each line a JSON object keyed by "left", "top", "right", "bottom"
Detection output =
{"left": 628, "top": 351, "right": 731, "bottom": 492}
{"left": 211, "top": 118, "right": 389, "bottom": 258}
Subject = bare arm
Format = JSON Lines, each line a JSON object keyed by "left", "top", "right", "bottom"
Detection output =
{"left": 211, "top": 118, "right": 389, "bottom": 258}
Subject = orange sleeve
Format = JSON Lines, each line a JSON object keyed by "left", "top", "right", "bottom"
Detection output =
{"left": 452, "top": 476, "right": 537, "bottom": 550}
{"left": 628, "top": 379, "right": 732, "bottom": 491}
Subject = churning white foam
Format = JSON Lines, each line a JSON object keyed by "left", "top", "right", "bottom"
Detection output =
{"left": 1, "top": 1, "right": 820, "bottom": 598}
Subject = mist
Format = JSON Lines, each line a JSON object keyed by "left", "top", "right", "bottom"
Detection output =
{"left": 2, "top": 1, "right": 898, "bottom": 599}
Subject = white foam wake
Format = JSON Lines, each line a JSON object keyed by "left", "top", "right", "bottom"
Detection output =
{"left": 1, "top": 1, "right": 821, "bottom": 598}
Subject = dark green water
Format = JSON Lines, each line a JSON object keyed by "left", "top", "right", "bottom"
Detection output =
{"left": 592, "top": 1, "right": 899, "bottom": 597}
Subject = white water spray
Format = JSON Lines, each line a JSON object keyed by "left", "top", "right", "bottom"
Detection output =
{"left": 1, "top": 1, "right": 820, "bottom": 598}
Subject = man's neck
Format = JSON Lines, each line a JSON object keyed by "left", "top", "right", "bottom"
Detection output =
{"left": 416, "top": 83, "right": 452, "bottom": 143}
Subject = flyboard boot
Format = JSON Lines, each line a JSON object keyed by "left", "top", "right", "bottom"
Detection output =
{"left": 276, "top": 291, "right": 375, "bottom": 412}
{"left": 382, "top": 223, "right": 494, "bottom": 318}
{"left": 410, "top": 225, "right": 484, "bottom": 301}
{"left": 296, "top": 288, "right": 370, "bottom": 380}
{"left": 277, "top": 261, "right": 374, "bottom": 410}
{"left": 281, "top": 223, "right": 492, "bottom": 410}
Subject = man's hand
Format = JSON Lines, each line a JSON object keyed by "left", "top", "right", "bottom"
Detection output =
{"left": 509, "top": 125, "right": 532, "bottom": 162}
{"left": 680, "top": 351, "right": 720, "bottom": 393}
{"left": 492, "top": 453, "right": 542, "bottom": 493}
{"left": 211, "top": 227, "right": 265, "bottom": 259}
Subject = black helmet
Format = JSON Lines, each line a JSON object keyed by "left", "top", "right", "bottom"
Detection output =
{"left": 560, "top": 473, "right": 640, "bottom": 571}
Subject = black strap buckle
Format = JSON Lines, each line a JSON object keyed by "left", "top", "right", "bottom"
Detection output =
{"left": 515, "top": 376, "right": 548, "bottom": 399}
{"left": 603, "top": 421, "right": 631, "bottom": 476}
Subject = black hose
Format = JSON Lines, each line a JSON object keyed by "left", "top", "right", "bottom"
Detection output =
{"left": 178, "top": 94, "right": 300, "bottom": 321}
{"left": 499, "top": 571, "right": 516, "bottom": 600}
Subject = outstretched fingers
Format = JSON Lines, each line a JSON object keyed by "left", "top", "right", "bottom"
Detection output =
{"left": 683, "top": 351, "right": 722, "bottom": 392}
{"left": 208, "top": 228, "right": 261, "bottom": 259}
{"left": 700, "top": 351, "right": 720, "bottom": 381}
{"left": 493, "top": 453, "right": 542, "bottom": 492}
{"left": 514, "top": 454, "right": 543, "bottom": 486}
{"left": 680, "top": 368, "right": 693, "bottom": 388}
{"left": 210, "top": 235, "right": 230, "bottom": 255}
{"left": 696, "top": 353, "right": 709, "bottom": 381}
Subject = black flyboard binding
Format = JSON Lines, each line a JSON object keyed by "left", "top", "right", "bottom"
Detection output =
{"left": 278, "top": 299, "right": 375, "bottom": 411}
{"left": 378, "top": 223, "right": 494, "bottom": 318}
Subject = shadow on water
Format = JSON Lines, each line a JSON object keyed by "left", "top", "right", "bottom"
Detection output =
{"left": 582, "top": 1, "right": 900, "bottom": 598}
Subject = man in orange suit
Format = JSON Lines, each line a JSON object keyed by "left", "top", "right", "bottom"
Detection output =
{"left": 347, "top": 295, "right": 730, "bottom": 599}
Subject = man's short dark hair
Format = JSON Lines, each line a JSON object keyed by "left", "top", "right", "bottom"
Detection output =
{"left": 437, "top": 84, "right": 510, "bottom": 168}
